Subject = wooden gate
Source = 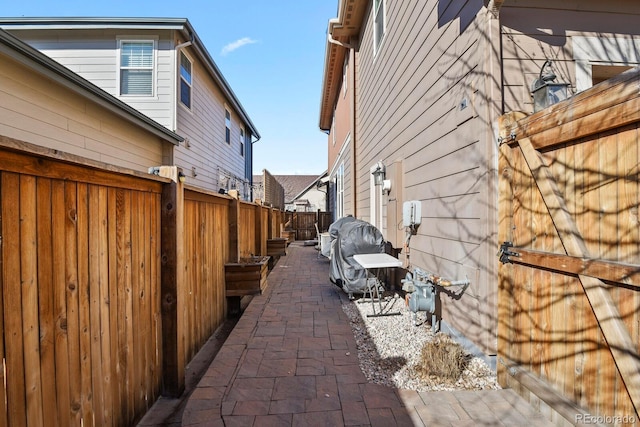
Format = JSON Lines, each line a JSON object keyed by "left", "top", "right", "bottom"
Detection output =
{"left": 283, "top": 211, "right": 332, "bottom": 240}
{"left": 498, "top": 68, "right": 640, "bottom": 425}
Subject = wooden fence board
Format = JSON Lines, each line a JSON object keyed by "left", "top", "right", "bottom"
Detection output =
{"left": 108, "top": 188, "right": 128, "bottom": 425}
{"left": 88, "top": 185, "right": 105, "bottom": 426}
{"left": 51, "top": 180, "right": 71, "bottom": 427}
{"left": 20, "top": 175, "right": 44, "bottom": 427}
{"left": 36, "top": 178, "right": 58, "bottom": 425}
{"left": 2, "top": 173, "right": 27, "bottom": 427}
{"left": 77, "top": 183, "right": 95, "bottom": 427}
{"left": 64, "top": 181, "right": 83, "bottom": 425}
{"left": 0, "top": 175, "right": 6, "bottom": 427}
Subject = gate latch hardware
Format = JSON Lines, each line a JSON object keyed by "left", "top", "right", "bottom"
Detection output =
{"left": 498, "top": 241, "right": 520, "bottom": 264}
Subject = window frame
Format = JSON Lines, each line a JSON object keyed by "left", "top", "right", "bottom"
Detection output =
{"left": 373, "top": 0, "right": 386, "bottom": 55}
{"left": 240, "top": 127, "right": 245, "bottom": 157}
{"left": 225, "top": 109, "right": 231, "bottom": 144}
{"left": 331, "top": 110, "right": 336, "bottom": 146}
{"left": 117, "top": 37, "right": 157, "bottom": 97}
{"left": 343, "top": 54, "right": 349, "bottom": 97}
{"left": 336, "top": 162, "right": 345, "bottom": 219}
{"left": 179, "top": 51, "right": 193, "bottom": 109}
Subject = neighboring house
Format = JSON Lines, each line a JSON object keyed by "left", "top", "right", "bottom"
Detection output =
{"left": 319, "top": 0, "right": 640, "bottom": 357}
{"left": 253, "top": 172, "right": 328, "bottom": 212}
{"left": 1, "top": 17, "right": 260, "bottom": 200}
{"left": 0, "top": 29, "right": 182, "bottom": 169}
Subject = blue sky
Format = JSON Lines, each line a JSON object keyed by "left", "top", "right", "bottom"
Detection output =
{"left": 3, "top": 0, "right": 336, "bottom": 176}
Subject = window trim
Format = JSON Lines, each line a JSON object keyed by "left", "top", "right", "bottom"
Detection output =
{"left": 225, "top": 108, "right": 231, "bottom": 144}
{"left": 336, "top": 162, "right": 345, "bottom": 219}
{"left": 343, "top": 54, "right": 349, "bottom": 97}
{"left": 331, "top": 110, "right": 336, "bottom": 146}
{"left": 240, "top": 127, "right": 245, "bottom": 157}
{"left": 179, "top": 51, "right": 193, "bottom": 109}
{"left": 117, "top": 37, "right": 157, "bottom": 97}
{"left": 373, "top": 0, "right": 386, "bottom": 56}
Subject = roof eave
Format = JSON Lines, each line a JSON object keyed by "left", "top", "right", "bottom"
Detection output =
{"left": 318, "top": 0, "right": 367, "bottom": 131}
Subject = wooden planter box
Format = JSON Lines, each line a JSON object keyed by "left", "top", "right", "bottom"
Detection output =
{"left": 267, "top": 238, "right": 288, "bottom": 257}
{"left": 225, "top": 256, "right": 270, "bottom": 297}
{"left": 281, "top": 230, "right": 295, "bottom": 244}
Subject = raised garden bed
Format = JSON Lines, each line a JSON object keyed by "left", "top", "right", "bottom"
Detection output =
{"left": 225, "top": 256, "right": 270, "bottom": 297}
{"left": 267, "top": 238, "right": 288, "bottom": 257}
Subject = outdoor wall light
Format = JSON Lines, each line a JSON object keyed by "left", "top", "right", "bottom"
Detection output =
{"left": 372, "top": 161, "right": 386, "bottom": 186}
{"left": 531, "top": 60, "right": 570, "bottom": 112}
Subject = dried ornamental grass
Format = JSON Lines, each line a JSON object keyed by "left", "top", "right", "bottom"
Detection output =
{"left": 415, "top": 333, "right": 470, "bottom": 381}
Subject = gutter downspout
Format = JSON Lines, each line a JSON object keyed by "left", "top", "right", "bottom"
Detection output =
{"left": 348, "top": 48, "right": 357, "bottom": 217}
{"left": 250, "top": 135, "right": 262, "bottom": 201}
{"left": 173, "top": 34, "right": 193, "bottom": 134}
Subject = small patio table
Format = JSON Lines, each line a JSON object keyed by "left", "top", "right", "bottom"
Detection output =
{"left": 353, "top": 253, "right": 402, "bottom": 317}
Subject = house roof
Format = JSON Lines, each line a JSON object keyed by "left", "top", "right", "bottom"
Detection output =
{"left": 0, "top": 28, "right": 183, "bottom": 145}
{"left": 253, "top": 173, "right": 326, "bottom": 204}
{"left": 319, "top": 0, "right": 369, "bottom": 130}
{"left": 0, "top": 17, "right": 260, "bottom": 140}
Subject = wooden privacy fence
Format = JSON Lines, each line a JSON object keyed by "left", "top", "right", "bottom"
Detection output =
{"left": 0, "top": 137, "right": 284, "bottom": 426}
{"left": 498, "top": 68, "right": 640, "bottom": 425}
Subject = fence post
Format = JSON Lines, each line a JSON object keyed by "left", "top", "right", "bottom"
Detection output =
{"left": 254, "top": 204, "right": 263, "bottom": 256}
{"left": 160, "top": 176, "right": 185, "bottom": 397}
{"left": 228, "top": 196, "right": 240, "bottom": 263}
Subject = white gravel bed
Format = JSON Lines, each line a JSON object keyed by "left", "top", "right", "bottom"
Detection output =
{"left": 341, "top": 292, "right": 500, "bottom": 392}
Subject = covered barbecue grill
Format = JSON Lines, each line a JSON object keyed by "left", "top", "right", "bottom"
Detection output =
{"left": 328, "top": 217, "right": 386, "bottom": 296}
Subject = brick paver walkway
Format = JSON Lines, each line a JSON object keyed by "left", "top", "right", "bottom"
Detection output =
{"left": 181, "top": 243, "right": 554, "bottom": 426}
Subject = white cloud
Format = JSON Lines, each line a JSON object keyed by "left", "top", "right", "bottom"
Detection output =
{"left": 221, "top": 37, "right": 258, "bottom": 56}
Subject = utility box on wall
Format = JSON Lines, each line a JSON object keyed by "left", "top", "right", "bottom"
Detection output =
{"left": 385, "top": 159, "right": 404, "bottom": 249}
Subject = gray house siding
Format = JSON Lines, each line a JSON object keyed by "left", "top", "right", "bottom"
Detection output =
{"left": 175, "top": 53, "right": 248, "bottom": 192}
{"left": 354, "top": 0, "right": 497, "bottom": 353}
{"left": 321, "top": 0, "right": 640, "bottom": 358}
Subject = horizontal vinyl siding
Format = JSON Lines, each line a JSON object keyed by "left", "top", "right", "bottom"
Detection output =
{"left": 174, "top": 51, "right": 247, "bottom": 192}
{"left": 11, "top": 29, "right": 175, "bottom": 130}
{"left": 0, "top": 54, "right": 166, "bottom": 171}
{"left": 355, "top": 0, "right": 496, "bottom": 352}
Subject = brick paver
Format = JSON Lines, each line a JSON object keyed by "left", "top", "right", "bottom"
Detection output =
{"left": 181, "top": 243, "right": 554, "bottom": 426}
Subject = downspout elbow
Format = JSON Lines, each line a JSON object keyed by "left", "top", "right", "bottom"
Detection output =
{"left": 328, "top": 33, "right": 354, "bottom": 50}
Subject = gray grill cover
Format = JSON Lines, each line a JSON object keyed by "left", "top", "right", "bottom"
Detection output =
{"left": 329, "top": 217, "right": 385, "bottom": 294}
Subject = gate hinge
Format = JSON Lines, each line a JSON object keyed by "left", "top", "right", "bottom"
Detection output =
{"left": 497, "top": 241, "right": 520, "bottom": 264}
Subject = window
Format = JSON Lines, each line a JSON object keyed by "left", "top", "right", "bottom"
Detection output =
{"left": 225, "top": 109, "right": 231, "bottom": 144}
{"left": 119, "top": 40, "right": 154, "bottom": 96}
{"left": 240, "top": 127, "right": 245, "bottom": 157}
{"left": 336, "top": 163, "right": 344, "bottom": 219}
{"left": 331, "top": 110, "right": 336, "bottom": 146}
{"left": 573, "top": 37, "right": 640, "bottom": 92}
{"left": 343, "top": 55, "right": 349, "bottom": 96}
{"left": 179, "top": 52, "right": 192, "bottom": 108}
{"left": 373, "top": 0, "right": 386, "bottom": 54}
